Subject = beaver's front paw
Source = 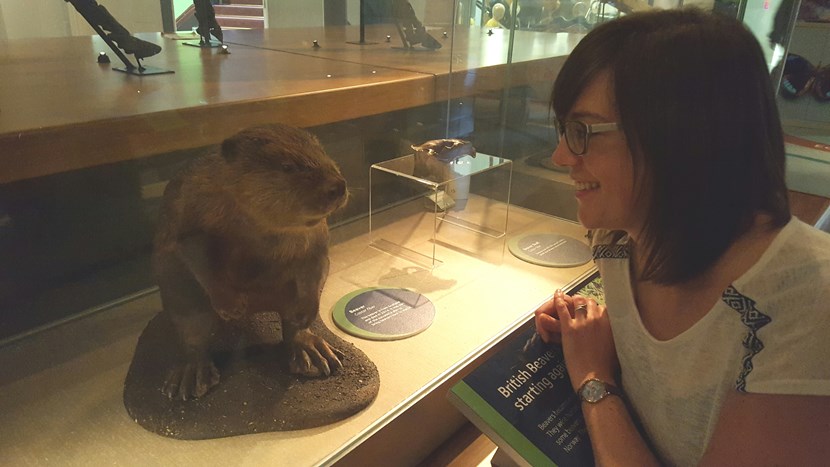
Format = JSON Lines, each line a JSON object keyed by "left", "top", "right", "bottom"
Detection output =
{"left": 162, "top": 358, "right": 220, "bottom": 400}
{"left": 288, "top": 329, "right": 345, "bottom": 377}
{"left": 213, "top": 293, "right": 249, "bottom": 321}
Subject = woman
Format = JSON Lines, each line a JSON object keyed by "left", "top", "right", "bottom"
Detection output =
{"left": 534, "top": 9, "right": 830, "bottom": 466}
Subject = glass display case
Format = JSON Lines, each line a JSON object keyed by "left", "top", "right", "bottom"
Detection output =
{"left": 0, "top": 0, "right": 823, "bottom": 465}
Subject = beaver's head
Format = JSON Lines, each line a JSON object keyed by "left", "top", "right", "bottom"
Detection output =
{"left": 219, "top": 124, "right": 348, "bottom": 232}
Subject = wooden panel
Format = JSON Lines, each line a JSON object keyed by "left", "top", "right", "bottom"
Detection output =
{"left": 0, "top": 26, "right": 579, "bottom": 184}
{"left": 223, "top": 25, "right": 577, "bottom": 76}
{"left": 789, "top": 189, "right": 830, "bottom": 225}
{"left": 0, "top": 33, "right": 433, "bottom": 183}
{"left": 223, "top": 26, "right": 576, "bottom": 100}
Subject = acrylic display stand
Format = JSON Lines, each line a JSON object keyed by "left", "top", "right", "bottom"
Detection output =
{"left": 369, "top": 152, "right": 512, "bottom": 268}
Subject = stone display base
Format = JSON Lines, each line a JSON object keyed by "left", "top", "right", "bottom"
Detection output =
{"left": 123, "top": 312, "right": 379, "bottom": 440}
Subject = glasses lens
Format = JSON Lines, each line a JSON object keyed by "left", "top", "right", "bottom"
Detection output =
{"left": 565, "top": 121, "right": 587, "bottom": 155}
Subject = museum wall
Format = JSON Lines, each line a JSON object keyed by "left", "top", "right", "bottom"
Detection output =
{"left": 265, "top": 0, "right": 326, "bottom": 28}
{"left": 0, "top": 0, "right": 163, "bottom": 40}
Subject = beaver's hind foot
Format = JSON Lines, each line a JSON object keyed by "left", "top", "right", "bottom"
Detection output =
{"left": 162, "top": 357, "right": 220, "bottom": 400}
{"left": 288, "top": 329, "right": 345, "bottom": 377}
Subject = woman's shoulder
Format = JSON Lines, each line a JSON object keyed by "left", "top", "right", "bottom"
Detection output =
{"left": 726, "top": 219, "right": 830, "bottom": 395}
{"left": 762, "top": 217, "right": 830, "bottom": 273}
{"left": 732, "top": 218, "right": 830, "bottom": 326}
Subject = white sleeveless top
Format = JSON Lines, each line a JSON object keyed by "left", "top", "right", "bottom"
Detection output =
{"left": 592, "top": 218, "right": 830, "bottom": 466}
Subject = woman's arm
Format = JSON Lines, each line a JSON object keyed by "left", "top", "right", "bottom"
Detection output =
{"left": 580, "top": 395, "right": 660, "bottom": 467}
{"left": 700, "top": 391, "right": 830, "bottom": 466}
{"left": 547, "top": 292, "right": 661, "bottom": 467}
{"left": 537, "top": 291, "right": 830, "bottom": 465}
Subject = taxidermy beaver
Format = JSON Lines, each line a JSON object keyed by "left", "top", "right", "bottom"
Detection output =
{"left": 153, "top": 124, "right": 349, "bottom": 400}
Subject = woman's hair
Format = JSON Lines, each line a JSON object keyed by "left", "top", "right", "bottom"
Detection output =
{"left": 551, "top": 8, "right": 790, "bottom": 285}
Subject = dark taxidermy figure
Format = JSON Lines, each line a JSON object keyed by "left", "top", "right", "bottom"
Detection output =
{"left": 153, "top": 124, "right": 349, "bottom": 400}
{"left": 193, "top": 0, "right": 223, "bottom": 45}
{"left": 392, "top": 0, "right": 441, "bottom": 49}
{"left": 412, "top": 138, "right": 477, "bottom": 182}
{"left": 65, "top": 0, "right": 161, "bottom": 60}
{"left": 412, "top": 138, "right": 476, "bottom": 163}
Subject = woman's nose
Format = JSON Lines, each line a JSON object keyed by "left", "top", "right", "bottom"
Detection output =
{"left": 551, "top": 139, "right": 578, "bottom": 168}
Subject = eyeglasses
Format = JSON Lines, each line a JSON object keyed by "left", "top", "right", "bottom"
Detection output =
{"left": 554, "top": 119, "right": 620, "bottom": 156}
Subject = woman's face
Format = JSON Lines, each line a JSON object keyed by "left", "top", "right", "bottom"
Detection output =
{"left": 552, "top": 72, "right": 644, "bottom": 237}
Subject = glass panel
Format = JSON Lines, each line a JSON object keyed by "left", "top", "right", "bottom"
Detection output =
{"left": 772, "top": 1, "right": 830, "bottom": 199}
{"left": 1, "top": 0, "right": 823, "bottom": 464}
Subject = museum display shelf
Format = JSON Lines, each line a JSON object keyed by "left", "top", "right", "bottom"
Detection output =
{"left": 0, "top": 205, "right": 593, "bottom": 466}
{"left": 0, "top": 25, "right": 577, "bottom": 185}
{"left": 0, "top": 17, "right": 583, "bottom": 371}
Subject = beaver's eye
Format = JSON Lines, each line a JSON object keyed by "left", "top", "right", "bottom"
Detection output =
{"left": 279, "top": 162, "right": 296, "bottom": 173}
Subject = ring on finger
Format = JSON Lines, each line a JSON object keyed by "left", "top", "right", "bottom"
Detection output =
{"left": 574, "top": 304, "right": 588, "bottom": 316}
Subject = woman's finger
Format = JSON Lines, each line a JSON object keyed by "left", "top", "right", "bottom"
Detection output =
{"left": 536, "top": 313, "right": 561, "bottom": 343}
{"left": 554, "top": 296, "right": 573, "bottom": 324}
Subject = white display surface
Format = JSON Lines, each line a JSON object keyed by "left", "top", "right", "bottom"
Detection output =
{"left": 0, "top": 202, "right": 591, "bottom": 466}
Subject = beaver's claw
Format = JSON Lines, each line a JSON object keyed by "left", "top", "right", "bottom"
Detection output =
{"left": 162, "top": 357, "right": 220, "bottom": 400}
{"left": 288, "top": 329, "right": 345, "bottom": 377}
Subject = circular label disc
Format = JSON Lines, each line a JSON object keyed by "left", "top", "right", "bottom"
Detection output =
{"left": 332, "top": 288, "right": 436, "bottom": 341}
{"left": 508, "top": 233, "right": 592, "bottom": 267}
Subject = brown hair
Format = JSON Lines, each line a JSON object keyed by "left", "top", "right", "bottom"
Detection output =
{"left": 552, "top": 9, "right": 790, "bottom": 284}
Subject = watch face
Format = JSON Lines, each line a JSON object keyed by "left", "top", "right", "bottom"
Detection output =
{"left": 582, "top": 379, "right": 606, "bottom": 403}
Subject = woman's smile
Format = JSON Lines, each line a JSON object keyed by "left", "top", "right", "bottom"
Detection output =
{"left": 574, "top": 180, "right": 600, "bottom": 192}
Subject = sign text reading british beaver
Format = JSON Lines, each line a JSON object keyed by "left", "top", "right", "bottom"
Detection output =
{"left": 496, "top": 349, "right": 568, "bottom": 411}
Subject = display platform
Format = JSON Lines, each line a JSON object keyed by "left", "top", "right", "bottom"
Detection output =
{"left": 123, "top": 314, "right": 379, "bottom": 439}
{"left": 0, "top": 204, "right": 592, "bottom": 466}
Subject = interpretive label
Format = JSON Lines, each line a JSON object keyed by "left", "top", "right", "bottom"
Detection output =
{"left": 448, "top": 271, "right": 603, "bottom": 466}
{"left": 508, "top": 233, "right": 592, "bottom": 267}
{"left": 331, "top": 287, "right": 435, "bottom": 341}
{"left": 449, "top": 326, "right": 594, "bottom": 466}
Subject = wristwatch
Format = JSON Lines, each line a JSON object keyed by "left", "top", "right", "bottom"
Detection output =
{"left": 577, "top": 378, "right": 622, "bottom": 404}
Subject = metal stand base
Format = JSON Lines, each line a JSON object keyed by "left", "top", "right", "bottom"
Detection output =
{"left": 113, "top": 66, "right": 175, "bottom": 76}
{"left": 183, "top": 40, "right": 222, "bottom": 48}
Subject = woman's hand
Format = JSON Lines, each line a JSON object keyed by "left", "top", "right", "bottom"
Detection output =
{"left": 554, "top": 294, "right": 619, "bottom": 391}
{"left": 534, "top": 289, "right": 574, "bottom": 344}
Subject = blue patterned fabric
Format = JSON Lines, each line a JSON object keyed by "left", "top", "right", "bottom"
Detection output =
{"left": 721, "top": 285, "right": 772, "bottom": 392}
{"left": 592, "top": 244, "right": 629, "bottom": 260}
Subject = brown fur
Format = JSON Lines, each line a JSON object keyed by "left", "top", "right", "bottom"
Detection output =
{"left": 153, "top": 124, "right": 348, "bottom": 400}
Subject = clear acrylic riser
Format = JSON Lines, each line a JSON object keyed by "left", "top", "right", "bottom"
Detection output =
{"left": 369, "top": 153, "right": 513, "bottom": 268}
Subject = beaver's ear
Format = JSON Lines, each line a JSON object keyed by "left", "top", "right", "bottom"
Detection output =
{"left": 220, "top": 133, "right": 242, "bottom": 162}
{"left": 221, "top": 130, "right": 272, "bottom": 163}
